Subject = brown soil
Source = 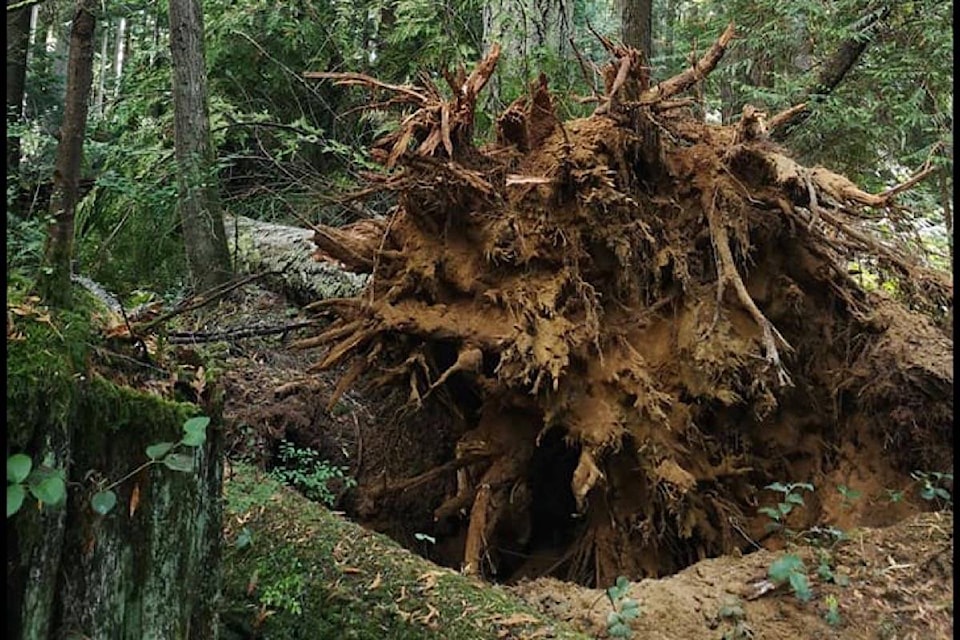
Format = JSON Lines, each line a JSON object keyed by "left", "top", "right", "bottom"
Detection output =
{"left": 511, "top": 510, "right": 953, "bottom": 640}
{"left": 205, "top": 285, "right": 952, "bottom": 640}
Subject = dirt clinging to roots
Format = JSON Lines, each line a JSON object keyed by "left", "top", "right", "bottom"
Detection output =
{"left": 298, "top": 28, "right": 953, "bottom": 587}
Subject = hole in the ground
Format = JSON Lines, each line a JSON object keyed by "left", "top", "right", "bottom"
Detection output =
{"left": 497, "top": 429, "right": 582, "bottom": 584}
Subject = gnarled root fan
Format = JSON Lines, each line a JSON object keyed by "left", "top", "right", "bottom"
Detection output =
{"left": 300, "top": 24, "right": 952, "bottom": 587}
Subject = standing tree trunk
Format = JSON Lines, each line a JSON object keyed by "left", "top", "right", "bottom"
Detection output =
{"left": 618, "top": 0, "right": 652, "bottom": 64}
{"left": 94, "top": 20, "right": 109, "bottom": 116}
{"left": 7, "top": 0, "right": 32, "bottom": 187}
{"left": 38, "top": 0, "right": 97, "bottom": 309}
{"left": 168, "top": 0, "right": 232, "bottom": 290}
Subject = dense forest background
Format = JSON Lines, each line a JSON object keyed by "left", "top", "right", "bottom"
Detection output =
{"left": 7, "top": 0, "right": 952, "bottom": 301}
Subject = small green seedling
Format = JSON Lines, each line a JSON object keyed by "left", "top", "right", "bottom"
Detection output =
{"left": 885, "top": 489, "right": 905, "bottom": 504}
{"left": 911, "top": 471, "right": 952, "bottom": 507}
{"left": 758, "top": 482, "right": 814, "bottom": 536}
{"left": 768, "top": 553, "right": 812, "bottom": 602}
{"left": 836, "top": 484, "right": 861, "bottom": 510}
{"left": 606, "top": 576, "right": 641, "bottom": 638}
{"left": 89, "top": 415, "right": 210, "bottom": 516}
{"left": 823, "top": 594, "right": 842, "bottom": 626}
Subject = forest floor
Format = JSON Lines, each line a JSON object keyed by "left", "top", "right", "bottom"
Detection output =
{"left": 179, "top": 284, "right": 953, "bottom": 639}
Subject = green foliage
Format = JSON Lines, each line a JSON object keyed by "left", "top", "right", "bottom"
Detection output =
{"left": 836, "top": 484, "right": 861, "bottom": 510}
{"left": 768, "top": 553, "right": 812, "bottom": 602}
{"left": 6, "top": 453, "right": 67, "bottom": 517}
{"left": 911, "top": 470, "right": 953, "bottom": 507}
{"left": 235, "top": 526, "right": 254, "bottom": 549}
{"left": 257, "top": 549, "right": 307, "bottom": 616}
{"left": 814, "top": 549, "right": 849, "bottom": 587}
{"left": 886, "top": 488, "right": 905, "bottom": 504}
{"left": 605, "top": 576, "right": 641, "bottom": 638}
{"left": 86, "top": 415, "right": 209, "bottom": 516}
{"left": 716, "top": 597, "right": 753, "bottom": 640}
{"left": 270, "top": 440, "right": 356, "bottom": 507}
{"left": 757, "top": 481, "right": 814, "bottom": 536}
{"left": 823, "top": 594, "right": 842, "bottom": 626}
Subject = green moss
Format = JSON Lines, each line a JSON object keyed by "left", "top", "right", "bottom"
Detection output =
{"left": 222, "top": 465, "right": 590, "bottom": 640}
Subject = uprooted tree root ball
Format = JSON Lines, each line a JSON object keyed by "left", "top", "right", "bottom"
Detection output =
{"left": 299, "top": 24, "right": 952, "bottom": 587}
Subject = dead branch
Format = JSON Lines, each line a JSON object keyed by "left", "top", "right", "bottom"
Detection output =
{"left": 639, "top": 22, "right": 736, "bottom": 105}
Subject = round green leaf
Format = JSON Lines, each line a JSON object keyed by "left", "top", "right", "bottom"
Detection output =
{"left": 181, "top": 417, "right": 209, "bottom": 447}
{"left": 91, "top": 490, "right": 118, "bottom": 515}
{"left": 7, "top": 484, "right": 25, "bottom": 517}
{"left": 29, "top": 475, "right": 67, "bottom": 506}
{"left": 180, "top": 430, "right": 206, "bottom": 448}
{"left": 768, "top": 554, "right": 804, "bottom": 582}
{"left": 162, "top": 453, "right": 195, "bottom": 473}
{"left": 146, "top": 442, "right": 176, "bottom": 460}
{"left": 183, "top": 416, "right": 210, "bottom": 436}
{"left": 7, "top": 454, "right": 33, "bottom": 484}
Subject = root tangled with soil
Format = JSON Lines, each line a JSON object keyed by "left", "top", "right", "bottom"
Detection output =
{"left": 300, "top": 25, "right": 953, "bottom": 587}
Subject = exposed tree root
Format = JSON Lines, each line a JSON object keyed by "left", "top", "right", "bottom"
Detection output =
{"left": 298, "top": 24, "right": 953, "bottom": 587}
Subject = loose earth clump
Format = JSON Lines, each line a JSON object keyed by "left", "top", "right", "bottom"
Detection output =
{"left": 285, "top": 25, "right": 952, "bottom": 588}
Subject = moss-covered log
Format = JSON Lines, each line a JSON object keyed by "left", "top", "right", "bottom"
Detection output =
{"left": 221, "top": 466, "right": 591, "bottom": 640}
{"left": 225, "top": 214, "right": 366, "bottom": 306}
{"left": 6, "top": 281, "right": 222, "bottom": 639}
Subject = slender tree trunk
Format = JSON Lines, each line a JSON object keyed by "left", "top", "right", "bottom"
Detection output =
{"left": 114, "top": 16, "right": 127, "bottom": 92}
{"left": 38, "top": 0, "right": 97, "bottom": 309}
{"left": 95, "top": 21, "right": 109, "bottom": 116}
{"left": 7, "top": 1, "right": 32, "bottom": 185}
{"left": 168, "top": 0, "right": 232, "bottom": 290}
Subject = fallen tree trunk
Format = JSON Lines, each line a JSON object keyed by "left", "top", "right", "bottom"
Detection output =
{"left": 224, "top": 214, "right": 367, "bottom": 305}
{"left": 220, "top": 465, "right": 591, "bottom": 640}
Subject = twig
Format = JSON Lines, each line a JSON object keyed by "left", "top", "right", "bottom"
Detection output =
{"left": 136, "top": 270, "right": 281, "bottom": 332}
{"left": 165, "top": 319, "right": 324, "bottom": 344}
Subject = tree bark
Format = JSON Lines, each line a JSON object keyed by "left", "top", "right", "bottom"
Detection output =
{"left": 618, "top": 0, "right": 652, "bottom": 64}
{"left": 6, "top": 0, "right": 32, "bottom": 185}
{"left": 38, "top": 0, "right": 97, "bottom": 309}
{"left": 7, "top": 314, "right": 224, "bottom": 640}
{"left": 168, "top": 0, "right": 232, "bottom": 290}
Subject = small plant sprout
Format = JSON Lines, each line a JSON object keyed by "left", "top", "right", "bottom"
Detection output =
{"left": 767, "top": 554, "right": 812, "bottom": 602}
{"left": 911, "top": 471, "right": 953, "bottom": 507}
{"left": 823, "top": 594, "right": 842, "bottom": 626}
{"left": 89, "top": 415, "right": 210, "bottom": 516}
{"left": 758, "top": 482, "right": 814, "bottom": 536}
{"left": 836, "top": 484, "right": 861, "bottom": 510}
{"left": 886, "top": 489, "right": 905, "bottom": 504}
{"left": 270, "top": 440, "right": 356, "bottom": 507}
{"left": 605, "top": 576, "right": 641, "bottom": 638}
